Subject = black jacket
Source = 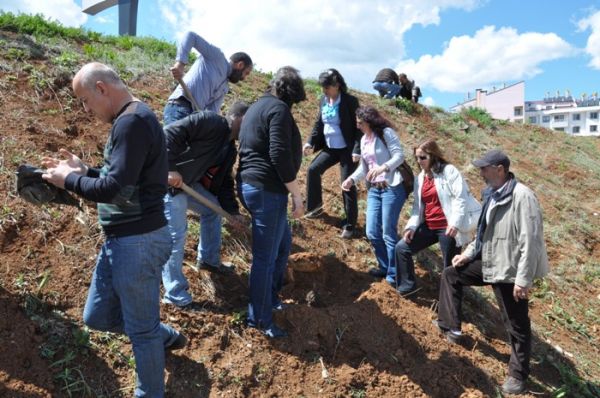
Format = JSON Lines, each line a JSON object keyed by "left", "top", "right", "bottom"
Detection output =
{"left": 308, "top": 92, "right": 361, "bottom": 155}
{"left": 163, "top": 111, "right": 239, "bottom": 214}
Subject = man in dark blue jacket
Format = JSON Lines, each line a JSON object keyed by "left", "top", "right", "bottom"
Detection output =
{"left": 161, "top": 102, "right": 248, "bottom": 309}
{"left": 42, "top": 62, "right": 185, "bottom": 397}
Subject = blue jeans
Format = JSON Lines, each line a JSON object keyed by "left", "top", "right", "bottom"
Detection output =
{"left": 366, "top": 184, "right": 407, "bottom": 284}
{"left": 82, "top": 225, "right": 180, "bottom": 398}
{"left": 240, "top": 183, "right": 291, "bottom": 328}
{"left": 373, "top": 81, "right": 401, "bottom": 99}
{"left": 394, "top": 223, "right": 460, "bottom": 291}
{"left": 163, "top": 101, "right": 193, "bottom": 125}
{"left": 162, "top": 183, "right": 222, "bottom": 306}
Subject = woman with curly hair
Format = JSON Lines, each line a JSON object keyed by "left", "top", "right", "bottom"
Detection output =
{"left": 237, "top": 66, "right": 306, "bottom": 338}
{"left": 342, "top": 106, "right": 408, "bottom": 285}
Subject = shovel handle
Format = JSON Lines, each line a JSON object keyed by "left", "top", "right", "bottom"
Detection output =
{"left": 177, "top": 78, "right": 201, "bottom": 112}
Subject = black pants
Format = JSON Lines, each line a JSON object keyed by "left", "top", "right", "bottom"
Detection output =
{"left": 394, "top": 223, "right": 460, "bottom": 290}
{"left": 306, "top": 147, "right": 358, "bottom": 228}
{"left": 438, "top": 260, "right": 531, "bottom": 381}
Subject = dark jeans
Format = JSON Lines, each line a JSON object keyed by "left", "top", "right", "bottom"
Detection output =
{"left": 306, "top": 147, "right": 358, "bottom": 228}
{"left": 438, "top": 260, "right": 532, "bottom": 381}
{"left": 394, "top": 223, "right": 460, "bottom": 290}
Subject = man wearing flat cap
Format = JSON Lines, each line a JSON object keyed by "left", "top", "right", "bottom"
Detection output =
{"left": 433, "top": 149, "right": 549, "bottom": 395}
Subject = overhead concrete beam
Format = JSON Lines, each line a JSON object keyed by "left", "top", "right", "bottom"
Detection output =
{"left": 82, "top": 0, "right": 118, "bottom": 16}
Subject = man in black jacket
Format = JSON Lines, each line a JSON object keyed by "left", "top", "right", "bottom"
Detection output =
{"left": 161, "top": 102, "right": 248, "bottom": 309}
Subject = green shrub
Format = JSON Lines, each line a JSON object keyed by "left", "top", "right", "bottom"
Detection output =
{"left": 394, "top": 97, "right": 418, "bottom": 115}
{"left": 461, "top": 107, "right": 494, "bottom": 127}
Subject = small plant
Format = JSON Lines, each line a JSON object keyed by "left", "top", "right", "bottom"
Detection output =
{"left": 230, "top": 308, "right": 247, "bottom": 326}
{"left": 394, "top": 97, "right": 418, "bottom": 115}
{"left": 461, "top": 107, "right": 494, "bottom": 128}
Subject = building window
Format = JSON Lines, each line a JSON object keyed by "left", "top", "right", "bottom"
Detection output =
{"left": 572, "top": 126, "right": 580, "bottom": 134}
{"left": 554, "top": 115, "right": 565, "bottom": 121}
{"left": 573, "top": 113, "right": 581, "bottom": 121}
{"left": 554, "top": 127, "right": 565, "bottom": 132}
{"left": 591, "top": 112, "right": 599, "bottom": 119}
{"left": 528, "top": 116, "right": 537, "bottom": 124}
{"left": 514, "top": 106, "right": 523, "bottom": 116}
{"left": 542, "top": 115, "right": 550, "bottom": 123}
{"left": 591, "top": 125, "right": 598, "bottom": 132}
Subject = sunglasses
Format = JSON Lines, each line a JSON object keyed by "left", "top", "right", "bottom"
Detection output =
{"left": 416, "top": 155, "right": 429, "bottom": 160}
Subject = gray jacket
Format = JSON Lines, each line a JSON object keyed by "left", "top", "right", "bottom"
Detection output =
{"left": 463, "top": 180, "right": 549, "bottom": 287}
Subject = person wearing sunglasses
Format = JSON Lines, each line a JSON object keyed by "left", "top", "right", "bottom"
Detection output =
{"left": 342, "top": 106, "right": 408, "bottom": 285}
{"left": 394, "top": 139, "right": 481, "bottom": 294}
{"left": 303, "top": 68, "right": 362, "bottom": 238}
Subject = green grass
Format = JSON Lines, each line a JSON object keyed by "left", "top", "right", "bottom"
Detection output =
{"left": 461, "top": 106, "right": 494, "bottom": 127}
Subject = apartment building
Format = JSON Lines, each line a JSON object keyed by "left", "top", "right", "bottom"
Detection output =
{"left": 525, "top": 95, "right": 600, "bottom": 137}
{"left": 450, "top": 81, "right": 525, "bottom": 123}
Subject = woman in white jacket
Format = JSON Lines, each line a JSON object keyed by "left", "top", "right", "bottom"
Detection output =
{"left": 342, "top": 106, "right": 407, "bottom": 285}
{"left": 394, "top": 139, "right": 481, "bottom": 294}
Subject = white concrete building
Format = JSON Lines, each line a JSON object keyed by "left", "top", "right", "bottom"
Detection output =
{"left": 450, "top": 81, "right": 525, "bottom": 123}
{"left": 525, "top": 95, "right": 600, "bottom": 137}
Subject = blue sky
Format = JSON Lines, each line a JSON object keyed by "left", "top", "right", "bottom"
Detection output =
{"left": 2, "top": 0, "right": 600, "bottom": 109}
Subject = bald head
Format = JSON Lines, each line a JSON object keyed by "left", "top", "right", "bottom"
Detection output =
{"left": 72, "top": 62, "right": 132, "bottom": 123}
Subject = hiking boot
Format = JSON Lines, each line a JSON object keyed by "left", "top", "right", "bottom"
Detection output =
{"left": 197, "top": 260, "right": 235, "bottom": 275}
{"left": 304, "top": 205, "right": 324, "bottom": 219}
{"left": 397, "top": 283, "right": 417, "bottom": 295}
{"left": 502, "top": 376, "right": 526, "bottom": 395}
{"left": 368, "top": 267, "right": 387, "bottom": 278}
{"left": 340, "top": 226, "right": 355, "bottom": 239}
{"left": 166, "top": 332, "right": 188, "bottom": 351}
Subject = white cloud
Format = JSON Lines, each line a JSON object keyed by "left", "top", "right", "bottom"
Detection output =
{"left": 397, "top": 25, "right": 574, "bottom": 93}
{"left": 422, "top": 96, "right": 436, "bottom": 106}
{"left": 1, "top": 0, "right": 87, "bottom": 27}
{"left": 157, "top": 0, "right": 482, "bottom": 93}
{"left": 578, "top": 10, "right": 600, "bottom": 69}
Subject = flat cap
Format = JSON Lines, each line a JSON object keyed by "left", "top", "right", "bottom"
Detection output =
{"left": 472, "top": 149, "right": 510, "bottom": 169}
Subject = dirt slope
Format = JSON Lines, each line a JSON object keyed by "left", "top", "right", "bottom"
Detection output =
{"left": 0, "top": 27, "right": 599, "bottom": 397}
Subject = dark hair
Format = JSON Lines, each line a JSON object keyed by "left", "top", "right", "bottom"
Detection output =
{"left": 226, "top": 100, "right": 249, "bottom": 118}
{"left": 414, "top": 138, "right": 448, "bottom": 174}
{"left": 230, "top": 52, "right": 253, "bottom": 68}
{"left": 268, "top": 66, "right": 306, "bottom": 107}
{"left": 355, "top": 106, "right": 393, "bottom": 141}
{"left": 318, "top": 68, "right": 347, "bottom": 93}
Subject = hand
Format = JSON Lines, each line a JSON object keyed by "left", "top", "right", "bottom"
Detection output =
{"left": 341, "top": 177, "right": 354, "bottom": 192}
{"left": 170, "top": 61, "right": 185, "bottom": 81}
{"left": 451, "top": 254, "right": 469, "bottom": 268}
{"left": 352, "top": 154, "right": 361, "bottom": 163}
{"left": 513, "top": 285, "right": 530, "bottom": 302}
{"left": 445, "top": 226, "right": 458, "bottom": 238}
{"left": 366, "top": 164, "right": 387, "bottom": 181}
{"left": 41, "top": 148, "right": 88, "bottom": 175}
{"left": 303, "top": 143, "right": 313, "bottom": 156}
{"left": 290, "top": 195, "right": 304, "bottom": 219}
{"left": 403, "top": 229, "right": 415, "bottom": 244}
{"left": 167, "top": 171, "right": 183, "bottom": 188}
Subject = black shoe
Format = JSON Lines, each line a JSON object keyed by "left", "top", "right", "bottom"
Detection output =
{"left": 397, "top": 283, "right": 417, "bottom": 295}
{"left": 273, "top": 301, "right": 288, "bottom": 311}
{"left": 166, "top": 332, "right": 188, "bottom": 351}
{"left": 368, "top": 267, "right": 387, "bottom": 278}
{"left": 197, "top": 261, "right": 235, "bottom": 275}
{"left": 502, "top": 376, "right": 526, "bottom": 395}
{"left": 340, "top": 226, "right": 354, "bottom": 239}
{"left": 432, "top": 319, "right": 462, "bottom": 344}
{"left": 175, "top": 301, "right": 203, "bottom": 312}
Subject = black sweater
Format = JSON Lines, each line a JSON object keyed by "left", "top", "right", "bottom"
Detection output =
{"left": 237, "top": 94, "right": 302, "bottom": 194}
{"left": 65, "top": 101, "right": 167, "bottom": 237}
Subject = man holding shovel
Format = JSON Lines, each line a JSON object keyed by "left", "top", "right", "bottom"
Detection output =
{"left": 161, "top": 102, "right": 249, "bottom": 309}
{"left": 164, "top": 31, "right": 252, "bottom": 123}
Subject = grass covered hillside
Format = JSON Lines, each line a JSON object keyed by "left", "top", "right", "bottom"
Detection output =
{"left": 0, "top": 13, "right": 599, "bottom": 397}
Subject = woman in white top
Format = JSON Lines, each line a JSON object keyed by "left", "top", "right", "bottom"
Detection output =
{"left": 342, "top": 106, "right": 407, "bottom": 285}
{"left": 394, "top": 139, "right": 481, "bottom": 294}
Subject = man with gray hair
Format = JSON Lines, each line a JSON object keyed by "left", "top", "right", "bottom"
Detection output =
{"left": 42, "top": 62, "right": 185, "bottom": 398}
{"left": 433, "top": 149, "right": 549, "bottom": 395}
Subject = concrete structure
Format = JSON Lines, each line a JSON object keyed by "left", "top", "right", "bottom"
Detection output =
{"left": 82, "top": 0, "right": 138, "bottom": 36}
{"left": 451, "top": 81, "right": 525, "bottom": 123}
{"left": 525, "top": 94, "right": 600, "bottom": 137}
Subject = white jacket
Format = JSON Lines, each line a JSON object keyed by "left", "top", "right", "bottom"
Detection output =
{"left": 349, "top": 127, "right": 405, "bottom": 187}
{"left": 404, "top": 164, "right": 481, "bottom": 246}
